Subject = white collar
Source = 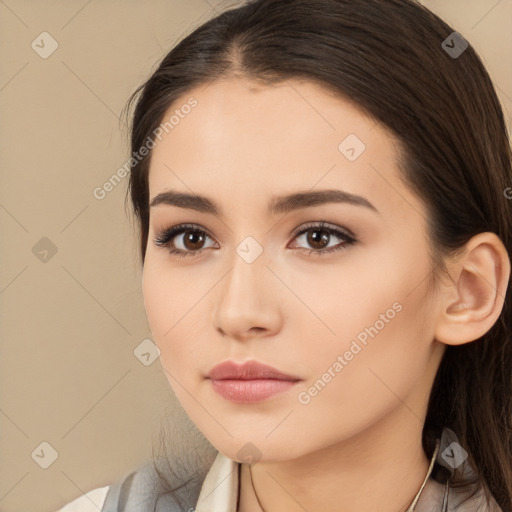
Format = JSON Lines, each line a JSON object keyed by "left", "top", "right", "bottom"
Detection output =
{"left": 195, "top": 450, "right": 239, "bottom": 512}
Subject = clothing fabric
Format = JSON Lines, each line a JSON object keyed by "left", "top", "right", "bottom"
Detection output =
{"left": 55, "top": 427, "right": 503, "bottom": 512}
{"left": 55, "top": 486, "right": 110, "bottom": 512}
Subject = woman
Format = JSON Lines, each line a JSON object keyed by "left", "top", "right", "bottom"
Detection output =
{"left": 56, "top": 0, "right": 512, "bottom": 510}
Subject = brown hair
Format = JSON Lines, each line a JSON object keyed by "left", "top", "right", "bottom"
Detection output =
{"left": 124, "top": 0, "right": 512, "bottom": 509}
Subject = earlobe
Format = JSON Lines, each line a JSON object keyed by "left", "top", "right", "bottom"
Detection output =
{"left": 434, "top": 232, "right": 510, "bottom": 346}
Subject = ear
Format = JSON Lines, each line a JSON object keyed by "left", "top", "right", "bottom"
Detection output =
{"left": 434, "top": 232, "right": 510, "bottom": 346}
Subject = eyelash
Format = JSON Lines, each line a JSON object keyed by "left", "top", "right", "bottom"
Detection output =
{"left": 153, "top": 221, "right": 357, "bottom": 259}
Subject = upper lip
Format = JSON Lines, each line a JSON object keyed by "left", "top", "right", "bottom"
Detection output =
{"left": 207, "top": 360, "right": 301, "bottom": 381}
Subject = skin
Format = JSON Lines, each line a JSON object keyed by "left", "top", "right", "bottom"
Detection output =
{"left": 141, "top": 77, "right": 510, "bottom": 512}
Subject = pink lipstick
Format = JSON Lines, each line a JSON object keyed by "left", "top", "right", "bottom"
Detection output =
{"left": 207, "top": 360, "right": 302, "bottom": 403}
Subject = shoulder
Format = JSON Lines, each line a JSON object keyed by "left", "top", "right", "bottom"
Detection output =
{"left": 54, "top": 486, "right": 110, "bottom": 512}
{"left": 53, "top": 444, "right": 219, "bottom": 512}
{"left": 432, "top": 427, "right": 504, "bottom": 512}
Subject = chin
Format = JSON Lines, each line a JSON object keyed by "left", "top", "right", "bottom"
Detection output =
{"left": 201, "top": 432, "right": 304, "bottom": 464}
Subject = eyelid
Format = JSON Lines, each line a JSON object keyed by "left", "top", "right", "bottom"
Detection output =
{"left": 289, "top": 220, "right": 356, "bottom": 241}
{"left": 153, "top": 223, "right": 216, "bottom": 249}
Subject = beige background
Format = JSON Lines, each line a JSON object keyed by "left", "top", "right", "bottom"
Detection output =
{"left": 0, "top": 1, "right": 510, "bottom": 511}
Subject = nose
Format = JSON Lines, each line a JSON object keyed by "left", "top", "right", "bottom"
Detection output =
{"left": 212, "top": 248, "right": 282, "bottom": 342}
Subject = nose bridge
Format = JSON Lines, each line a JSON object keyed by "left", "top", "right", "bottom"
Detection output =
{"left": 213, "top": 236, "right": 281, "bottom": 337}
{"left": 222, "top": 237, "right": 268, "bottom": 308}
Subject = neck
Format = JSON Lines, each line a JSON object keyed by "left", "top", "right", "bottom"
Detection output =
{"left": 239, "top": 406, "right": 431, "bottom": 512}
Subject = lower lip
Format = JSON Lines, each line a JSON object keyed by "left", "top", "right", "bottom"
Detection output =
{"left": 209, "top": 378, "right": 300, "bottom": 403}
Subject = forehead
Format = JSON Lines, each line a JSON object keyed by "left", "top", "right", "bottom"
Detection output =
{"left": 147, "top": 77, "right": 418, "bottom": 220}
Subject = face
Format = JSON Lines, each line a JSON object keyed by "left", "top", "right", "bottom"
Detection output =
{"left": 142, "top": 77, "right": 445, "bottom": 463}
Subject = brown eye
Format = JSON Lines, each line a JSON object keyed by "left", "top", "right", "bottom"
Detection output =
{"left": 290, "top": 222, "right": 357, "bottom": 256}
{"left": 153, "top": 224, "right": 217, "bottom": 257}
{"left": 181, "top": 230, "right": 206, "bottom": 251}
{"left": 305, "top": 228, "right": 331, "bottom": 250}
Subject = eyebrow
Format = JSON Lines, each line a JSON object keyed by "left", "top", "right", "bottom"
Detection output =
{"left": 149, "top": 189, "right": 379, "bottom": 216}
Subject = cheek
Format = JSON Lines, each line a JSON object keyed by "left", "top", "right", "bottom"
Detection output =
{"left": 290, "top": 299, "right": 434, "bottom": 451}
{"left": 294, "top": 249, "right": 434, "bottom": 402}
{"left": 141, "top": 259, "right": 200, "bottom": 373}
{"left": 142, "top": 261, "right": 170, "bottom": 340}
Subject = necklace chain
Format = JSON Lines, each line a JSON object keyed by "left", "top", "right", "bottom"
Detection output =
{"left": 247, "top": 439, "right": 440, "bottom": 512}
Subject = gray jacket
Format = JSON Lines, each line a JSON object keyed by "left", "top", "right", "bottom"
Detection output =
{"left": 99, "top": 427, "right": 504, "bottom": 512}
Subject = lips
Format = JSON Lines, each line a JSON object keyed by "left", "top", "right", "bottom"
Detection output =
{"left": 207, "top": 360, "right": 301, "bottom": 381}
{"left": 207, "top": 360, "right": 302, "bottom": 403}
